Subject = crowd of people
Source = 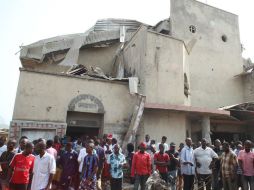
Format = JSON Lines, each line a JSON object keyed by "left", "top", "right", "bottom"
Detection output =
{"left": 0, "top": 134, "right": 253, "bottom": 190}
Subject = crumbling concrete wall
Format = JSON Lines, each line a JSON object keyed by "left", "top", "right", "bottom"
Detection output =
{"left": 124, "top": 28, "right": 189, "bottom": 105}
{"left": 170, "top": 0, "right": 244, "bottom": 108}
{"left": 23, "top": 43, "right": 120, "bottom": 76}
{"left": 12, "top": 70, "right": 136, "bottom": 139}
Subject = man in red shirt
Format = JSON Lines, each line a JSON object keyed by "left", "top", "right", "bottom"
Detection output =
{"left": 131, "top": 142, "right": 151, "bottom": 190}
{"left": 7, "top": 142, "right": 35, "bottom": 190}
{"left": 154, "top": 143, "right": 170, "bottom": 183}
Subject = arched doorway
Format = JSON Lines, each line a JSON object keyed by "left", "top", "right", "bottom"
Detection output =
{"left": 66, "top": 94, "right": 104, "bottom": 139}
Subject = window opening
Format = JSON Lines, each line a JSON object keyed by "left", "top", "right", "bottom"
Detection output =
{"left": 189, "top": 25, "right": 196, "bottom": 33}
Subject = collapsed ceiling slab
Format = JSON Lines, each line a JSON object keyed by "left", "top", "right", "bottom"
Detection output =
{"left": 20, "top": 19, "right": 145, "bottom": 67}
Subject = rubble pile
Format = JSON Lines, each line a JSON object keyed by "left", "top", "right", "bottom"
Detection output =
{"left": 145, "top": 172, "right": 170, "bottom": 190}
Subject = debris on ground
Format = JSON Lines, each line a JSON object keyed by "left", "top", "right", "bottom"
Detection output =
{"left": 145, "top": 172, "right": 170, "bottom": 190}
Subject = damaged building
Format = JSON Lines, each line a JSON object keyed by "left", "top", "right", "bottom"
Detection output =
{"left": 10, "top": 0, "right": 254, "bottom": 145}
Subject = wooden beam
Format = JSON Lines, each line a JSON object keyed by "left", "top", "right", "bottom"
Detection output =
{"left": 122, "top": 95, "right": 146, "bottom": 154}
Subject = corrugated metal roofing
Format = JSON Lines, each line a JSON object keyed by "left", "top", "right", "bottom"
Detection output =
{"left": 93, "top": 19, "right": 143, "bottom": 32}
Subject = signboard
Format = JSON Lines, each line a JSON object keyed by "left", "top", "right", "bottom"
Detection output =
{"left": 68, "top": 94, "right": 104, "bottom": 113}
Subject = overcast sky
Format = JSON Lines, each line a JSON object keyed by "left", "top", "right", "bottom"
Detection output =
{"left": 0, "top": 0, "right": 253, "bottom": 125}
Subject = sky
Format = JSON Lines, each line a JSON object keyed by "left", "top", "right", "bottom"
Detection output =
{"left": 0, "top": 0, "right": 253, "bottom": 126}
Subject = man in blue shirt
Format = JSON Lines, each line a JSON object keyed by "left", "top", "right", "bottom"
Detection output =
{"left": 59, "top": 142, "right": 79, "bottom": 190}
{"left": 107, "top": 144, "right": 126, "bottom": 190}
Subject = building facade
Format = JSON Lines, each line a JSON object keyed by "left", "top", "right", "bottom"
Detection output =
{"left": 10, "top": 0, "right": 254, "bottom": 146}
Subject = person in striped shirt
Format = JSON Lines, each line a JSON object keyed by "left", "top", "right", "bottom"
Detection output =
{"left": 220, "top": 142, "right": 238, "bottom": 190}
{"left": 79, "top": 143, "right": 98, "bottom": 190}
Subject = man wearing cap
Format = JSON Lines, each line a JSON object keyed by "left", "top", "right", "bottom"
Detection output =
{"left": 131, "top": 142, "right": 151, "bottom": 190}
{"left": 166, "top": 142, "right": 179, "bottom": 190}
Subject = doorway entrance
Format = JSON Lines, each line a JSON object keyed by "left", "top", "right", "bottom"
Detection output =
{"left": 66, "top": 111, "right": 103, "bottom": 140}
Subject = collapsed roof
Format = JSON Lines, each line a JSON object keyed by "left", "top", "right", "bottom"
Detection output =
{"left": 220, "top": 102, "right": 254, "bottom": 124}
{"left": 20, "top": 19, "right": 146, "bottom": 67}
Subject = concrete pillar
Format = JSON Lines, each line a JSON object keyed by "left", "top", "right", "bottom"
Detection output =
{"left": 201, "top": 116, "right": 211, "bottom": 143}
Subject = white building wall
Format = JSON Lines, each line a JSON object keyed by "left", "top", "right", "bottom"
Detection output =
{"left": 143, "top": 110, "right": 186, "bottom": 146}
{"left": 12, "top": 70, "right": 136, "bottom": 139}
{"left": 170, "top": 0, "right": 244, "bottom": 108}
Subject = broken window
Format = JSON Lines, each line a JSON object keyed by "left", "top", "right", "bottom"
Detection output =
{"left": 184, "top": 73, "right": 190, "bottom": 97}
